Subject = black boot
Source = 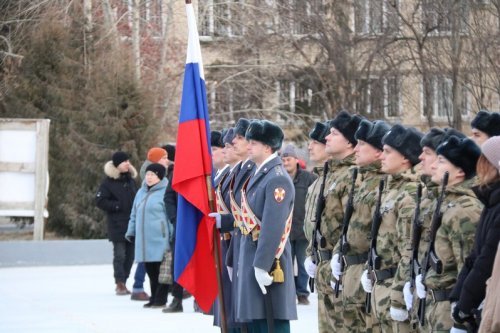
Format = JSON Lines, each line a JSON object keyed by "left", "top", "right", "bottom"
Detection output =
{"left": 162, "top": 297, "right": 183, "bottom": 313}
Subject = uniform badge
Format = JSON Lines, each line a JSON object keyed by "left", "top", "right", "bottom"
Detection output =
{"left": 274, "top": 188, "right": 286, "bottom": 203}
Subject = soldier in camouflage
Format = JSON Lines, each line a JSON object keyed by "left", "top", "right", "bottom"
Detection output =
{"left": 360, "top": 124, "right": 424, "bottom": 333}
{"left": 415, "top": 136, "right": 482, "bottom": 333}
{"left": 403, "top": 128, "right": 466, "bottom": 331}
{"left": 305, "top": 111, "right": 362, "bottom": 333}
{"left": 330, "top": 119, "right": 390, "bottom": 333}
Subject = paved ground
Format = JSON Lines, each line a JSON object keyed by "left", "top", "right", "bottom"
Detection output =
{"left": 0, "top": 240, "right": 318, "bottom": 333}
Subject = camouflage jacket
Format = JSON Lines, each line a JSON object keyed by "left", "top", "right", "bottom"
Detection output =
{"left": 303, "top": 164, "right": 325, "bottom": 245}
{"left": 374, "top": 168, "right": 420, "bottom": 309}
{"left": 317, "top": 154, "right": 357, "bottom": 252}
{"left": 333, "top": 161, "right": 385, "bottom": 256}
{"left": 423, "top": 179, "right": 482, "bottom": 291}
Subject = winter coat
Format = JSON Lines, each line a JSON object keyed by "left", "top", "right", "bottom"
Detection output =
{"left": 451, "top": 181, "right": 500, "bottom": 314}
{"left": 125, "top": 178, "right": 172, "bottom": 263}
{"left": 479, "top": 242, "right": 500, "bottom": 333}
{"left": 289, "top": 167, "right": 317, "bottom": 241}
{"left": 96, "top": 161, "right": 138, "bottom": 242}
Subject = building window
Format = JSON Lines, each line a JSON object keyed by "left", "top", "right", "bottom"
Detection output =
{"left": 276, "top": 0, "right": 324, "bottom": 35}
{"left": 354, "top": 0, "right": 399, "bottom": 35}
{"left": 209, "top": 81, "right": 258, "bottom": 123}
{"left": 422, "top": 0, "right": 469, "bottom": 34}
{"left": 354, "top": 77, "right": 400, "bottom": 118}
{"left": 278, "top": 80, "right": 325, "bottom": 116}
{"left": 199, "top": 0, "right": 243, "bottom": 38}
{"left": 423, "top": 76, "right": 470, "bottom": 119}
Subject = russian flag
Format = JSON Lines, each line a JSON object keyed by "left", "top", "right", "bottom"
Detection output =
{"left": 172, "top": 2, "right": 217, "bottom": 312}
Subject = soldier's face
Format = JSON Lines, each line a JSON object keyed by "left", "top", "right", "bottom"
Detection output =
{"left": 470, "top": 128, "right": 489, "bottom": 146}
{"left": 354, "top": 140, "right": 382, "bottom": 166}
{"left": 222, "top": 144, "right": 238, "bottom": 165}
{"left": 325, "top": 128, "right": 351, "bottom": 157}
{"left": 247, "top": 140, "right": 270, "bottom": 165}
{"left": 212, "top": 146, "right": 224, "bottom": 169}
{"left": 419, "top": 147, "right": 438, "bottom": 176}
{"left": 308, "top": 140, "right": 328, "bottom": 163}
{"left": 232, "top": 134, "right": 249, "bottom": 159}
{"left": 381, "top": 145, "right": 408, "bottom": 174}
{"left": 431, "top": 155, "right": 464, "bottom": 185}
{"left": 282, "top": 156, "right": 298, "bottom": 175}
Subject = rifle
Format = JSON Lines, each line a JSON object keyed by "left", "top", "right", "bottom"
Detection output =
{"left": 417, "top": 171, "right": 449, "bottom": 327}
{"left": 309, "top": 161, "right": 329, "bottom": 293}
{"left": 365, "top": 178, "right": 385, "bottom": 314}
{"left": 334, "top": 167, "right": 358, "bottom": 298}
{"left": 410, "top": 184, "right": 423, "bottom": 293}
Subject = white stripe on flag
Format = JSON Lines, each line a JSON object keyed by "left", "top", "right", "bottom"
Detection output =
{"left": 185, "top": 4, "right": 205, "bottom": 80}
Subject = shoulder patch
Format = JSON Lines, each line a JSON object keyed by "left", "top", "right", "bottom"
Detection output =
{"left": 274, "top": 187, "right": 286, "bottom": 203}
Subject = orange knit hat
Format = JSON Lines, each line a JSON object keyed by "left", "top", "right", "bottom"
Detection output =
{"left": 147, "top": 147, "right": 167, "bottom": 163}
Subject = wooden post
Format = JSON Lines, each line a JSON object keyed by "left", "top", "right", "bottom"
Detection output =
{"left": 33, "top": 120, "right": 50, "bottom": 240}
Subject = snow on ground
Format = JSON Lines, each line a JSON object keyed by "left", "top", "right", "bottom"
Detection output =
{"left": 0, "top": 264, "right": 318, "bottom": 333}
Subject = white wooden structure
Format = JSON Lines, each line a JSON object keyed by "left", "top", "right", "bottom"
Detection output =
{"left": 0, "top": 118, "right": 50, "bottom": 240}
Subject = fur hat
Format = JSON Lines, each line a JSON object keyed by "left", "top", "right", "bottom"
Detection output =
{"left": 355, "top": 120, "right": 391, "bottom": 151}
{"left": 281, "top": 144, "right": 299, "bottom": 159}
{"left": 234, "top": 118, "right": 251, "bottom": 137}
{"left": 309, "top": 122, "right": 329, "bottom": 144}
{"left": 471, "top": 110, "right": 500, "bottom": 137}
{"left": 245, "top": 120, "right": 284, "bottom": 152}
{"left": 162, "top": 144, "right": 176, "bottom": 162}
{"left": 420, "top": 128, "right": 466, "bottom": 151}
{"left": 382, "top": 124, "right": 424, "bottom": 166}
{"left": 145, "top": 163, "right": 166, "bottom": 179}
{"left": 112, "top": 151, "right": 129, "bottom": 167}
{"left": 328, "top": 111, "right": 363, "bottom": 145}
{"left": 147, "top": 147, "right": 167, "bottom": 163}
{"left": 481, "top": 136, "right": 500, "bottom": 172}
{"left": 223, "top": 127, "right": 236, "bottom": 145}
{"left": 211, "top": 131, "right": 225, "bottom": 148}
{"left": 436, "top": 136, "right": 481, "bottom": 179}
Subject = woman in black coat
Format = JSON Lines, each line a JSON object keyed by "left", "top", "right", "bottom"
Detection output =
{"left": 451, "top": 136, "right": 500, "bottom": 329}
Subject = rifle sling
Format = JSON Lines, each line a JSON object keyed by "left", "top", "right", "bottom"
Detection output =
{"left": 343, "top": 252, "right": 368, "bottom": 266}
{"left": 318, "top": 250, "right": 332, "bottom": 262}
{"left": 370, "top": 266, "right": 397, "bottom": 282}
{"left": 428, "top": 288, "right": 452, "bottom": 303}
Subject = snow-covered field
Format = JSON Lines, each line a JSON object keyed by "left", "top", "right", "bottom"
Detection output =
{"left": 0, "top": 264, "right": 318, "bottom": 333}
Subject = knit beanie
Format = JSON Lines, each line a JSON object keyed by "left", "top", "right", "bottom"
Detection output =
{"left": 147, "top": 147, "right": 167, "bottom": 163}
{"left": 163, "top": 144, "right": 176, "bottom": 162}
{"left": 328, "top": 111, "right": 363, "bottom": 145}
{"left": 281, "top": 144, "right": 299, "bottom": 159}
{"left": 471, "top": 110, "right": 500, "bottom": 137}
{"left": 382, "top": 124, "right": 424, "bottom": 166}
{"left": 145, "top": 163, "right": 166, "bottom": 179}
{"left": 436, "top": 136, "right": 481, "bottom": 179}
{"left": 481, "top": 136, "right": 500, "bottom": 172}
{"left": 112, "top": 151, "right": 129, "bottom": 167}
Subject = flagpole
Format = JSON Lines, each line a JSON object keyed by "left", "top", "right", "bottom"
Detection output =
{"left": 206, "top": 175, "right": 228, "bottom": 333}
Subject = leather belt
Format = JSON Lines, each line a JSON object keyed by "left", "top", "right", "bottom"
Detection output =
{"left": 430, "top": 288, "right": 452, "bottom": 302}
{"left": 343, "top": 252, "right": 368, "bottom": 266}
{"left": 319, "top": 250, "right": 332, "bottom": 262}
{"left": 371, "top": 267, "right": 397, "bottom": 282}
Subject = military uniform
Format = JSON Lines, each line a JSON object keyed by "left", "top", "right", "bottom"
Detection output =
{"left": 370, "top": 168, "right": 419, "bottom": 333}
{"left": 235, "top": 155, "right": 297, "bottom": 330}
{"left": 306, "top": 154, "right": 356, "bottom": 333}
{"left": 303, "top": 164, "right": 326, "bottom": 243}
{"left": 334, "top": 162, "right": 385, "bottom": 332}
{"left": 420, "top": 179, "right": 481, "bottom": 332}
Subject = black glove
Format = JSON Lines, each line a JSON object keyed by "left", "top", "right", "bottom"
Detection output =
{"left": 452, "top": 305, "right": 473, "bottom": 324}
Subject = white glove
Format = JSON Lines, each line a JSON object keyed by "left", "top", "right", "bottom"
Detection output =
{"left": 450, "top": 327, "right": 468, "bottom": 333}
{"left": 304, "top": 256, "right": 317, "bottom": 278}
{"left": 330, "top": 253, "right": 342, "bottom": 280}
{"left": 254, "top": 267, "right": 273, "bottom": 295}
{"left": 361, "top": 270, "right": 373, "bottom": 293}
{"left": 390, "top": 306, "right": 409, "bottom": 322}
{"left": 403, "top": 281, "right": 413, "bottom": 311}
{"left": 227, "top": 266, "right": 233, "bottom": 282}
{"left": 330, "top": 280, "right": 342, "bottom": 291}
{"left": 415, "top": 274, "right": 426, "bottom": 299}
{"left": 208, "top": 212, "right": 221, "bottom": 229}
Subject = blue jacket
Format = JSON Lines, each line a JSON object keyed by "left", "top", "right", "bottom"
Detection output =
{"left": 126, "top": 178, "right": 171, "bottom": 262}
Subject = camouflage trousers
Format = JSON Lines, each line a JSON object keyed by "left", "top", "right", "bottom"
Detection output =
{"left": 342, "top": 264, "right": 367, "bottom": 332}
{"left": 371, "top": 279, "right": 412, "bottom": 333}
{"left": 423, "top": 298, "right": 453, "bottom": 333}
{"left": 316, "top": 260, "right": 345, "bottom": 332}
